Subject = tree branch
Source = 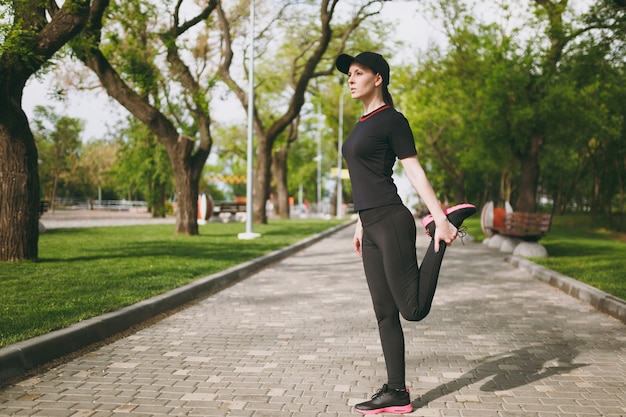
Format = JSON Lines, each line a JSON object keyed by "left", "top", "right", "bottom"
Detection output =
{"left": 174, "top": 0, "right": 219, "bottom": 37}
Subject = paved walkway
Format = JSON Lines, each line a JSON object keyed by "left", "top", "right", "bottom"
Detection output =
{"left": 1, "top": 224, "right": 625, "bottom": 416}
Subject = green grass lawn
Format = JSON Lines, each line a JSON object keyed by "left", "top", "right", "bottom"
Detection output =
{"left": 464, "top": 216, "right": 626, "bottom": 301}
{"left": 0, "top": 219, "right": 345, "bottom": 348}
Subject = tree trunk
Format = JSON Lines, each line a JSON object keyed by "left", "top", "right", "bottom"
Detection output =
{"left": 51, "top": 171, "right": 59, "bottom": 212}
{"left": 0, "top": 0, "right": 103, "bottom": 261}
{"left": 590, "top": 173, "right": 601, "bottom": 217}
{"left": 151, "top": 183, "right": 167, "bottom": 218}
{"left": 0, "top": 100, "right": 41, "bottom": 261}
{"left": 499, "top": 170, "right": 512, "bottom": 203}
{"left": 172, "top": 154, "right": 200, "bottom": 235}
{"left": 253, "top": 134, "right": 273, "bottom": 224}
{"left": 515, "top": 133, "right": 543, "bottom": 212}
{"left": 272, "top": 147, "right": 290, "bottom": 219}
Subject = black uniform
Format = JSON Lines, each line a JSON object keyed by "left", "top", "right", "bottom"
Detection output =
{"left": 343, "top": 105, "right": 446, "bottom": 389}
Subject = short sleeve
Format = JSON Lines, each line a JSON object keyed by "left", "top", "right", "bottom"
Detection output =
{"left": 388, "top": 112, "right": 417, "bottom": 159}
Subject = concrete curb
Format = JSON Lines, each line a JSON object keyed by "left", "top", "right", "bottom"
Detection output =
{"left": 0, "top": 220, "right": 355, "bottom": 384}
{"left": 505, "top": 255, "right": 626, "bottom": 324}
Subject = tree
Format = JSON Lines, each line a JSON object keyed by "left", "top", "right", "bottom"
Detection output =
{"left": 111, "top": 118, "right": 173, "bottom": 217}
{"left": 408, "top": 0, "right": 626, "bottom": 214}
{"left": 397, "top": 6, "right": 512, "bottom": 206}
{"left": 71, "top": 0, "right": 218, "bottom": 235}
{"left": 32, "top": 106, "right": 84, "bottom": 211}
{"left": 540, "top": 34, "right": 626, "bottom": 218}
{"left": 509, "top": 0, "right": 625, "bottom": 211}
{"left": 76, "top": 138, "right": 118, "bottom": 206}
{"left": 0, "top": 0, "right": 109, "bottom": 261}
{"left": 209, "top": 122, "right": 248, "bottom": 201}
{"left": 217, "top": 0, "right": 384, "bottom": 223}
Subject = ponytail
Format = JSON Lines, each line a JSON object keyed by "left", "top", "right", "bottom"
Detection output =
{"left": 382, "top": 85, "right": 394, "bottom": 108}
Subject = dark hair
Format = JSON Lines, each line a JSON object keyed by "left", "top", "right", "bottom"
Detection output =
{"left": 382, "top": 84, "right": 394, "bottom": 108}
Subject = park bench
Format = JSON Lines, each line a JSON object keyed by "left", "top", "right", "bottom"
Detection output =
{"left": 491, "top": 212, "right": 552, "bottom": 242}
{"left": 215, "top": 201, "right": 247, "bottom": 215}
{"left": 39, "top": 200, "right": 50, "bottom": 218}
{"left": 211, "top": 200, "right": 247, "bottom": 222}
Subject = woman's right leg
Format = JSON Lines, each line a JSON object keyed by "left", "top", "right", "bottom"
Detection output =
{"left": 418, "top": 203, "right": 477, "bottom": 318}
{"left": 361, "top": 205, "right": 439, "bottom": 323}
{"left": 364, "top": 203, "right": 476, "bottom": 323}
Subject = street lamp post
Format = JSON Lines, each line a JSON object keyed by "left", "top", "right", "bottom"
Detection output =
{"left": 238, "top": 0, "right": 260, "bottom": 240}
{"left": 316, "top": 102, "right": 322, "bottom": 215}
{"left": 336, "top": 89, "right": 344, "bottom": 218}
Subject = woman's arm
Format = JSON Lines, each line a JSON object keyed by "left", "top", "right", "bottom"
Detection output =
{"left": 400, "top": 155, "right": 457, "bottom": 252}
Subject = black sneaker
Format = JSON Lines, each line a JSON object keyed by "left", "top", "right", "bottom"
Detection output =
{"left": 421, "top": 203, "right": 477, "bottom": 238}
{"left": 354, "top": 384, "right": 412, "bottom": 415}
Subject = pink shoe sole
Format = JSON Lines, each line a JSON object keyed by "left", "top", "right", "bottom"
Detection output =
{"left": 355, "top": 404, "right": 413, "bottom": 415}
{"left": 421, "top": 203, "right": 477, "bottom": 228}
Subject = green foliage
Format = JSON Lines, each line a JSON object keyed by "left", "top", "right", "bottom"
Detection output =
{"left": 287, "top": 125, "right": 320, "bottom": 204}
{"left": 393, "top": 0, "right": 625, "bottom": 218}
{"left": 77, "top": 139, "right": 120, "bottom": 201}
{"left": 0, "top": 24, "right": 46, "bottom": 74}
{"left": 31, "top": 106, "right": 122, "bottom": 203}
{"left": 110, "top": 118, "right": 174, "bottom": 216}
{"left": 209, "top": 123, "right": 248, "bottom": 199}
{"left": 101, "top": 1, "right": 161, "bottom": 97}
{"left": 397, "top": 19, "right": 512, "bottom": 203}
{"left": 32, "top": 106, "right": 85, "bottom": 200}
{"left": 539, "top": 34, "right": 626, "bottom": 215}
{"left": 0, "top": 219, "right": 345, "bottom": 347}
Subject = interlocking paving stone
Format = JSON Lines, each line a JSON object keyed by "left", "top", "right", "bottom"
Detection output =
{"left": 1, "top": 225, "right": 625, "bottom": 416}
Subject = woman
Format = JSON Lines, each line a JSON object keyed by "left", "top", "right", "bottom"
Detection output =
{"left": 336, "top": 52, "right": 476, "bottom": 415}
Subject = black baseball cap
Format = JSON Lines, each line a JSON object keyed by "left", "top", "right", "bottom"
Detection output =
{"left": 335, "top": 52, "right": 390, "bottom": 86}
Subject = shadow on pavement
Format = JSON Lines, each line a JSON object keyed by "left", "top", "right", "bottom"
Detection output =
{"left": 413, "top": 340, "right": 587, "bottom": 409}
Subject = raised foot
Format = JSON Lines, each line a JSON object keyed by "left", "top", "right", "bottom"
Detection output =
{"left": 421, "top": 203, "right": 477, "bottom": 237}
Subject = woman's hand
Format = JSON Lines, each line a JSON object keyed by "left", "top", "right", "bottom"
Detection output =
{"left": 433, "top": 218, "right": 458, "bottom": 253}
{"left": 353, "top": 218, "right": 364, "bottom": 257}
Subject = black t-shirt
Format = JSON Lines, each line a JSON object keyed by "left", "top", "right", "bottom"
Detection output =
{"left": 342, "top": 105, "right": 417, "bottom": 211}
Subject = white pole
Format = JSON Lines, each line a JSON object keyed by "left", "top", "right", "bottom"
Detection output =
{"left": 316, "top": 102, "right": 322, "bottom": 215}
{"left": 239, "top": 0, "right": 260, "bottom": 240}
{"left": 336, "top": 90, "right": 344, "bottom": 218}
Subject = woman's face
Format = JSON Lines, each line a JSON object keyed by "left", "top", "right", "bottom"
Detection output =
{"left": 347, "top": 62, "right": 382, "bottom": 101}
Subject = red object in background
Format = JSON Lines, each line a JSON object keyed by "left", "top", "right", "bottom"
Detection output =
{"left": 493, "top": 207, "right": 506, "bottom": 229}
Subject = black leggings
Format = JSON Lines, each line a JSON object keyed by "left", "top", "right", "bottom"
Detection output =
{"left": 359, "top": 204, "right": 446, "bottom": 389}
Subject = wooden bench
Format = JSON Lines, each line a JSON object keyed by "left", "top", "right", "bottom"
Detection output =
{"left": 210, "top": 200, "right": 248, "bottom": 223}
{"left": 216, "top": 201, "right": 247, "bottom": 214}
{"left": 491, "top": 212, "right": 552, "bottom": 242}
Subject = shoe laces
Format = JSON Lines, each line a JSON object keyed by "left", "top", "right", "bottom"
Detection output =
{"left": 371, "top": 384, "right": 406, "bottom": 399}
{"left": 457, "top": 226, "right": 468, "bottom": 245}
{"left": 371, "top": 385, "right": 388, "bottom": 399}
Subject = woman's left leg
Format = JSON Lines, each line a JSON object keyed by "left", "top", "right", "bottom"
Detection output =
{"left": 361, "top": 208, "right": 407, "bottom": 390}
